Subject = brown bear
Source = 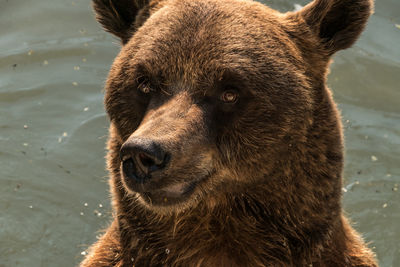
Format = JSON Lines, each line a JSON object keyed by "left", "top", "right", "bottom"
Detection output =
{"left": 81, "top": 0, "right": 378, "bottom": 266}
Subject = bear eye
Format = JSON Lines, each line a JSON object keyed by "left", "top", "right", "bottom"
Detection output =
{"left": 139, "top": 84, "right": 151, "bottom": 94}
{"left": 137, "top": 77, "right": 151, "bottom": 94}
{"left": 220, "top": 90, "right": 238, "bottom": 103}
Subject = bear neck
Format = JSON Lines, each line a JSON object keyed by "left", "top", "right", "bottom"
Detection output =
{"left": 114, "top": 175, "right": 343, "bottom": 265}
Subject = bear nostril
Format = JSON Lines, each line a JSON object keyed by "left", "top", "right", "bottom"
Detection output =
{"left": 136, "top": 152, "right": 157, "bottom": 174}
{"left": 122, "top": 157, "right": 137, "bottom": 180}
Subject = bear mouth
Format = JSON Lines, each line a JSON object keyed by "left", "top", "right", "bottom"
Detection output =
{"left": 124, "top": 177, "right": 203, "bottom": 206}
{"left": 121, "top": 162, "right": 212, "bottom": 206}
{"left": 140, "top": 180, "right": 200, "bottom": 205}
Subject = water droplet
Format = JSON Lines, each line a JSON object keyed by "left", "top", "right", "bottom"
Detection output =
{"left": 93, "top": 209, "right": 102, "bottom": 217}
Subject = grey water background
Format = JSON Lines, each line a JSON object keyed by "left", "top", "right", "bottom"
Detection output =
{"left": 0, "top": 0, "right": 398, "bottom": 266}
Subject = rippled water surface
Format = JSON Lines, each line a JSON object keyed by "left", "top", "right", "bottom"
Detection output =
{"left": 0, "top": 0, "right": 399, "bottom": 266}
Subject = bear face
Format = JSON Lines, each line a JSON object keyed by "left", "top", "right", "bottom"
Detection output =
{"left": 83, "top": 0, "right": 377, "bottom": 265}
{"left": 96, "top": 0, "right": 371, "bottom": 213}
{"left": 104, "top": 0, "right": 317, "bottom": 210}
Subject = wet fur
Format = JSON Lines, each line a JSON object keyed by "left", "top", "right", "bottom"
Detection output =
{"left": 81, "top": 0, "right": 377, "bottom": 266}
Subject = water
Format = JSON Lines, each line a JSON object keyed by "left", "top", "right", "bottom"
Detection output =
{"left": 0, "top": 0, "right": 399, "bottom": 266}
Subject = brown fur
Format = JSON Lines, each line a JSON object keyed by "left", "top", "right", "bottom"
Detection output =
{"left": 81, "top": 0, "right": 378, "bottom": 266}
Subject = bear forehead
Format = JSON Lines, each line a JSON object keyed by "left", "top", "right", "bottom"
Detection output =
{"left": 114, "top": 0, "right": 303, "bottom": 84}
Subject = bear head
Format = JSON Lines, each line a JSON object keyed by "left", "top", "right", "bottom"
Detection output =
{"left": 93, "top": 0, "right": 373, "bottom": 213}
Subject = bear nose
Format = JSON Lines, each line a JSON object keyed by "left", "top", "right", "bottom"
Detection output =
{"left": 120, "top": 138, "right": 168, "bottom": 182}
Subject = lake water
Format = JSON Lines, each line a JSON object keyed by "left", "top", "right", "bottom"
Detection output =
{"left": 0, "top": 0, "right": 399, "bottom": 266}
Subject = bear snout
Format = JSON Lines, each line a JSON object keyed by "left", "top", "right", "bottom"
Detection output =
{"left": 120, "top": 138, "right": 169, "bottom": 184}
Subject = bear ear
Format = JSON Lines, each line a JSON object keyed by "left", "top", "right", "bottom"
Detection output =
{"left": 92, "top": 0, "right": 150, "bottom": 44}
{"left": 289, "top": 0, "right": 373, "bottom": 54}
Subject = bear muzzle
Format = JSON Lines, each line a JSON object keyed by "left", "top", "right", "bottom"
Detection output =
{"left": 117, "top": 94, "right": 215, "bottom": 205}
